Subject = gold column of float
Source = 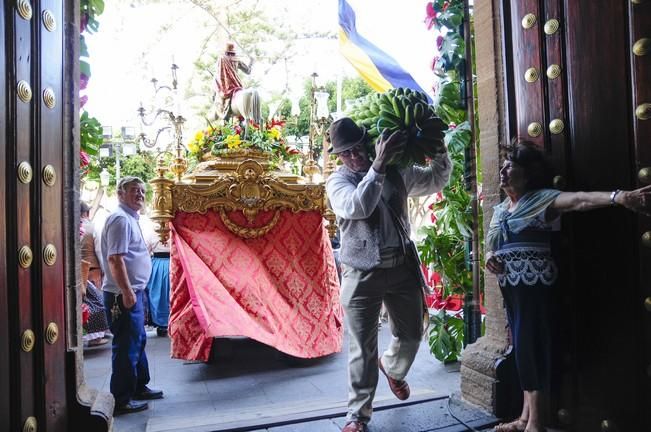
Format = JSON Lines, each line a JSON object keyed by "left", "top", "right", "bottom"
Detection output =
{"left": 149, "top": 158, "right": 175, "bottom": 244}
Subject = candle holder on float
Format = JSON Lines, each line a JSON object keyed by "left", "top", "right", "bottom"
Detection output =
{"left": 136, "top": 63, "right": 187, "bottom": 181}
{"left": 303, "top": 72, "right": 331, "bottom": 183}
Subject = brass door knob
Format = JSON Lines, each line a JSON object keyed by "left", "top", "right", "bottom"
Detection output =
{"left": 642, "top": 231, "right": 651, "bottom": 248}
{"left": 553, "top": 175, "right": 566, "bottom": 189}
{"left": 644, "top": 297, "right": 651, "bottom": 312}
{"left": 636, "top": 103, "right": 651, "bottom": 121}
{"left": 639, "top": 167, "right": 651, "bottom": 185}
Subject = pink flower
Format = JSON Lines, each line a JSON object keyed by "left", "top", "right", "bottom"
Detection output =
{"left": 448, "top": 122, "right": 457, "bottom": 129}
{"left": 80, "top": 13, "right": 88, "bottom": 33}
{"left": 425, "top": 3, "right": 437, "bottom": 30}
{"left": 80, "top": 150, "right": 90, "bottom": 167}
{"left": 430, "top": 56, "right": 440, "bottom": 71}
{"left": 80, "top": 95, "right": 88, "bottom": 108}
{"left": 80, "top": 73, "right": 89, "bottom": 90}
{"left": 436, "top": 35, "right": 444, "bottom": 51}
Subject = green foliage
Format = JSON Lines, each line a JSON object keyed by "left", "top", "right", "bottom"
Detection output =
{"left": 421, "top": 0, "right": 483, "bottom": 363}
{"left": 80, "top": 111, "right": 102, "bottom": 155}
{"left": 428, "top": 309, "right": 465, "bottom": 363}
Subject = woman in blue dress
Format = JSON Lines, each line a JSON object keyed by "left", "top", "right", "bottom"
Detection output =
{"left": 487, "top": 142, "right": 651, "bottom": 432}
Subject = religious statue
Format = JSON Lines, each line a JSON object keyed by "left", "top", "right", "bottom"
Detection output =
{"left": 214, "top": 42, "right": 262, "bottom": 133}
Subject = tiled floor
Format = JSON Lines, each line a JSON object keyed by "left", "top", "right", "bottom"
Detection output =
{"left": 83, "top": 325, "right": 474, "bottom": 432}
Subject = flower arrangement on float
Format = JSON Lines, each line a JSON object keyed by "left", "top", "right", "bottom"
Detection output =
{"left": 186, "top": 118, "right": 301, "bottom": 170}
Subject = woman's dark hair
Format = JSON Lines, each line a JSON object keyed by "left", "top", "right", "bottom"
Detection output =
{"left": 505, "top": 139, "right": 554, "bottom": 190}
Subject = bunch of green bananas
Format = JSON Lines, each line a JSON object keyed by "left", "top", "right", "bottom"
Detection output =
{"left": 347, "top": 87, "right": 447, "bottom": 166}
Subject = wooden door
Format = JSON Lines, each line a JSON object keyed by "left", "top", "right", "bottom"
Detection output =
{"left": 1, "top": 1, "right": 112, "bottom": 430}
{"left": 499, "top": 0, "right": 651, "bottom": 430}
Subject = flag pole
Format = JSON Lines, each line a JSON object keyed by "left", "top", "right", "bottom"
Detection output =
{"left": 462, "top": 0, "right": 482, "bottom": 343}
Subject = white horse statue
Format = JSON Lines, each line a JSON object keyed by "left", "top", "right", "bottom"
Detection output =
{"left": 229, "top": 88, "right": 262, "bottom": 136}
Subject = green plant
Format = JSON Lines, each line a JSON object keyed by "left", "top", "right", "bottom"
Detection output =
{"left": 428, "top": 309, "right": 464, "bottom": 363}
{"left": 420, "top": 0, "right": 483, "bottom": 363}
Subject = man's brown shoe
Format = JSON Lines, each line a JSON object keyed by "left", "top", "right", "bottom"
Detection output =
{"left": 342, "top": 421, "right": 367, "bottom": 432}
{"left": 378, "top": 358, "right": 410, "bottom": 400}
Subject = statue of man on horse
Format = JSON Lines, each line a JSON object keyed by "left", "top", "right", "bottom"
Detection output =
{"left": 214, "top": 42, "right": 262, "bottom": 136}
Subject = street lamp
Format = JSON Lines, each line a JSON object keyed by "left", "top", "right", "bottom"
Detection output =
{"left": 99, "top": 168, "right": 110, "bottom": 187}
{"left": 100, "top": 125, "right": 138, "bottom": 186}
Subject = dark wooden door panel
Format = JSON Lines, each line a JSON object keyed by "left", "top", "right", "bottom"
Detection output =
{"left": 0, "top": 2, "right": 10, "bottom": 431}
{"left": 501, "top": 0, "right": 650, "bottom": 430}
{"left": 37, "top": 0, "right": 68, "bottom": 428}
{"left": 13, "top": 4, "right": 37, "bottom": 428}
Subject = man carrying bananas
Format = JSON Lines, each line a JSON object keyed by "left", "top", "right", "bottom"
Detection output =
{"left": 326, "top": 117, "right": 452, "bottom": 432}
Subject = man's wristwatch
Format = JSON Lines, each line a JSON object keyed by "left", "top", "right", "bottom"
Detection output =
{"left": 610, "top": 189, "right": 622, "bottom": 206}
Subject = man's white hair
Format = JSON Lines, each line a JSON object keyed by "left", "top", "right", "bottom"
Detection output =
{"left": 117, "top": 176, "right": 145, "bottom": 193}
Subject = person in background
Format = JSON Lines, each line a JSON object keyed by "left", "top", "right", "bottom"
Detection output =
{"left": 146, "top": 232, "right": 171, "bottom": 337}
{"left": 81, "top": 201, "right": 103, "bottom": 289}
{"left": 326, "top": 118, "right": 452, "bottom": 432}
{"left": 487, "top": 141, "right": 651, "bottom": 432}
{"left": 80, "top": 203, "right": 109, "bottom": 347}
{"left": 101, "top": 176, "right": 163, "bottom": 415}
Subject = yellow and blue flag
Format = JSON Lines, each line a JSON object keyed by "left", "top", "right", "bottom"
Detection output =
{"left": 338, "top": 0, "right": 435, "bottom": 101}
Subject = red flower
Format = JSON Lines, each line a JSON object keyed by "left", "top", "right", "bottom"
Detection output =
{"left": 442, "top": 1, "right": 449, "bottom": 12}
{"left": 269, "top": 119, "right": 286, "bottom": 128}
{"left": 430, "top": 213, "right": 438, "bottom": 224}
{"left": 436, "top": 35, "right": 444, "bottom": 51}
{"left": 234, "top": 125, "right": 243, "bottom": 135}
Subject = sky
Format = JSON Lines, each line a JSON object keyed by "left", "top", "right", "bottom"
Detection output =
{"left": 84, "top": 0, "right": 437, "bottom": 143}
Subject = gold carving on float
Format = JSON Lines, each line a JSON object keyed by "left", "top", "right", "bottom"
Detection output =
{"left": 23, "top": 416, "right": 37, "bottom": 432}
{"left": 524, "top": 67, "right": 539, "bottom": 83}
{"left": 527, "top": 122, "right": 543, "bottom": 137}
{"left": 150, "top": 156, "right": 332, "bottom": 242}
{"left": 544, "top": 19, "right": 559, "bottom": 35}
{"left": 42, "top": 9, "right": 56, "bottom": 31}
{"left": 17, "top": 0, "right": 32, "bottom": 20}
{"left": 521, "top": 13, "right": 536, "bottom": 29}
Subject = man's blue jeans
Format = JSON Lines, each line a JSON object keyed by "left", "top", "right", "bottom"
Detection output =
{"left": 104, "top": 290, "right": 151, "bottom": 405}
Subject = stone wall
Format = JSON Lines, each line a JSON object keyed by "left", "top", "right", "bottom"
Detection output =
{"left": 459, "top": 0, "right": 511, "bottom": 413}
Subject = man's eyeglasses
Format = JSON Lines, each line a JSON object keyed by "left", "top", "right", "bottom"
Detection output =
{"left": 338, "top": 145, "right": 365, "bottom": 158}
